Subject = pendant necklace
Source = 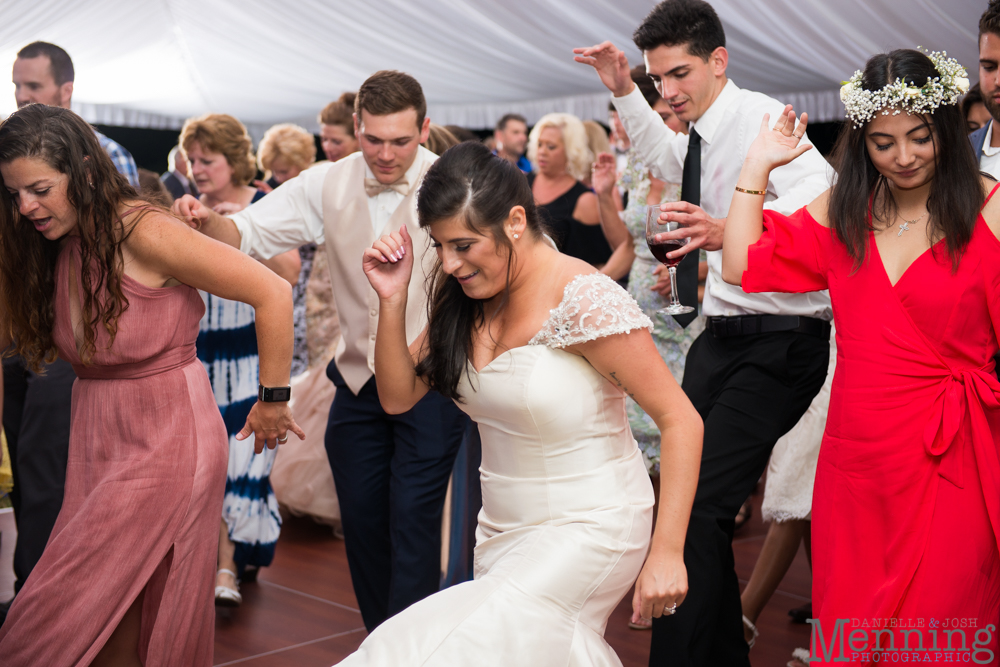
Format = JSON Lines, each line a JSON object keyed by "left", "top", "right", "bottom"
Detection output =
{"left": 896, "top": 211, "right": 926, "bottom": 237}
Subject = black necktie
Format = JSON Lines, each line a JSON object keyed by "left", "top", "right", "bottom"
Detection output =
{"left": 673, "top": 128, "right": 701, "bottom": 327}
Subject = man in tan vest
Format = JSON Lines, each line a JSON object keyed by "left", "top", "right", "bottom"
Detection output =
{"left": 173, "top": 70, "right": 469, "bottom": 631}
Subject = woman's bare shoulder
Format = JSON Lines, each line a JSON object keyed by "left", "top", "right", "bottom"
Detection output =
{"left": 804, "top": 188, "right": 832, "bottom": 228}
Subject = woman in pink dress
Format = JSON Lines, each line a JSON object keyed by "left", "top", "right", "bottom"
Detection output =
{"left": 718, "top": 50, "right": 1000, "bottom": 665}
{"left": 0, "top": 104, "right": 303, "bottom": 665}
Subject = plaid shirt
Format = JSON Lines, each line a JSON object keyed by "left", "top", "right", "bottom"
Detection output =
{"left": 94, "top": 129, "right": 140, "bottom": 188}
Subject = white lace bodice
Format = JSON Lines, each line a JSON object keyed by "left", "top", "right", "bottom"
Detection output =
{"left": 529, "top": 273, "right": 653, "bottom": 349}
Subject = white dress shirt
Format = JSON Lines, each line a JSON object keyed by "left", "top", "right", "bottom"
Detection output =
{"left": 979, "top": 121, "right": 1000, "bottom": 181}
{"left": 612, "top": 79, "right": 834, "bottom": 320}
{"left": 229, "top": 148, "right": 434, "bottom": 259}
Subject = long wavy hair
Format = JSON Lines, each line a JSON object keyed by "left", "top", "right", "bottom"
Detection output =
{"left": 828, "top": 49, "right": 983, "bottom": 269}
{"left": 0, "top": 104, "right": 139, "bottom": 370}
{"left": 414, "top": 141, "right": 544, "bottom": 400}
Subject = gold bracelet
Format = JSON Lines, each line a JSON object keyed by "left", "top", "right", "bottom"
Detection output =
{"left": 734, "top": 185, "right": 767, "bottom": 195}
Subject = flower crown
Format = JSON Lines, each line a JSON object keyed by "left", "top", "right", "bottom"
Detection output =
{"left": 839, "top": 50, "right": 970, "bottom": 127}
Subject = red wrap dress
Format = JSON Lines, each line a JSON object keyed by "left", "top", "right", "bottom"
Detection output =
{"left": 742, "top": 190, "right": 1000, "bottom": 665}
{"left": 0, "top": 235, "right": 229, "bottom": 665}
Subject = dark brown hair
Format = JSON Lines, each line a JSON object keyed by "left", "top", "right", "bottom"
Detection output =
{"left": 0, "top": 104, "right": 140, "bottom": 370}
{"left": 981, "top": 0, "right": 1000, "bottom": 39}
{"left": 414, "top": 142, "right": 543, "bottom": 400}
{"left": 633, "top": 0, "right": 725, "bottom": 60}
{"left": 631, "top": 64, "right": 661, "bottom": 107}
{"left": 17, "top": 41, "right": 74, "bottom": 85}
{"left": 962, "top": 82, "right": 985, "bottom": 120}
{"left": 319, "top": 91, "right": 357, "bottom": 136}
{"left": 828, "top": 49, "right": 983, "bottom": 269}
{"left": 495, "top": 114, "right": 526, "bottom": 132}
{"left": 355, "top": 71, "right": 426, "bottom": 127}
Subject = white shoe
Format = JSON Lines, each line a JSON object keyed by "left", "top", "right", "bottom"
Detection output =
{"left": 742, "top": 614, "right": 759, "bottom": 649}
{"left": 215, "top": 568, "right": 242, "bottom": 607}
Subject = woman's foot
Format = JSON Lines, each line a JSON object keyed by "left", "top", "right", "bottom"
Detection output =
{"left": 215, "top": 568, "right": 242, "bottom": 607}
{"left": 734, "top": 499, "right": 752, "bottom": 531}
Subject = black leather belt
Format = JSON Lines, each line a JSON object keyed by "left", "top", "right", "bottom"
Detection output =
{"left": 707, "top": 315, "right": 831, "bottom": 339}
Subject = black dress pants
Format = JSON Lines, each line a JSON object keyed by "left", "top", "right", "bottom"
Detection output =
{"left": 325, "top": 360, "right": 467, "bottom": 632}
{"left": 649, "top": 329, "right": 829, "bottom": 667}
{"left": 1, "top": 356, "right": 75, "bottom": 594}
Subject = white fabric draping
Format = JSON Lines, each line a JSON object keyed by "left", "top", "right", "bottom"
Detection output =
{"left": 0, "top": 0, "right": 982, "bottom": 134}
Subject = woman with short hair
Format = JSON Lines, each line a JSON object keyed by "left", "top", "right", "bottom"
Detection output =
{"left": 526, "top": 112, "right": 614, "bottom": 270}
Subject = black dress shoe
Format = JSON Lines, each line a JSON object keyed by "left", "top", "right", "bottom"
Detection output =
{"left": 788, "top": 602, "right": 812, "bottom": 624}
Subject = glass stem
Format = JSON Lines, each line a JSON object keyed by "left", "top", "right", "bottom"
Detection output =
{"left": 668, "top": 265, "right": 681, "bottom": 307}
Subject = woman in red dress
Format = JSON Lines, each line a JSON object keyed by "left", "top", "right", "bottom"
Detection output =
{"left": 717, "top": 49, "right": 1000, "bottom": 665}
{"left": 0, "top": 105, "right": 303, "bottom": 665}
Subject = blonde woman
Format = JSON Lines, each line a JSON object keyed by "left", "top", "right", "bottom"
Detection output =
{"left": 526, "top": 112, "right": 613, "bottom": 268}
{"left": 255, "top": 123, "right": 316, "bottom": 192}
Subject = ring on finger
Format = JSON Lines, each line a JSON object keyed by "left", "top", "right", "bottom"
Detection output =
{"left": 277, "top": 435, "right": 288, "bottom": 444}
{"left": 665, "top": 602, "right": 679, "bottom": 615}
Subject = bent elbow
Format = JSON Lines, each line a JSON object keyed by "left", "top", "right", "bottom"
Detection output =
{"left": 380, "top": 397, "right": 414, "bottom": 416}
{"left": 720, "top": 265, "right": 740, "bottom": 286}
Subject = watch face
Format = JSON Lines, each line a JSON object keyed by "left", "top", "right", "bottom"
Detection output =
{"left": 270, "top": 387, "right": 291, "bottom": 402}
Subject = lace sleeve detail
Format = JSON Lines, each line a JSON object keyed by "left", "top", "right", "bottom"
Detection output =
{"left": 529, "top": 273, "right": 654, "bottom": 349}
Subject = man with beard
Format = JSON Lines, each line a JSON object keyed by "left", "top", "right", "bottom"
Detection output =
{"left": 972, "top": 1, "right": 1000, "bottom": 179}
{"left": 493, "top": 113, "right": 531, "bottom": 173}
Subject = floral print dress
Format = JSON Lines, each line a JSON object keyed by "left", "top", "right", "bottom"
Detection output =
{"left": 619, "top": 149, "right": 705, "bottom": 474}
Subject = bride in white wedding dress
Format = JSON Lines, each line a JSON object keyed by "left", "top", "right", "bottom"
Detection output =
{"left": 340, "top": 142, "right": 703, "bottom": 666}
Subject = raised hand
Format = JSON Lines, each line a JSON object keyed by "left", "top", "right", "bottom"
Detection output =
{"left": 591, "top": 152, "right": 618, "bottom": 197}
{"left": 745, "top": 105, "right": 813, "bottom": 170}
{"left": 362, "top": 225, "right": 415, "bottom": 303}
{"left": 573, "top": 42, "right": 634, "bottom": 97}
{"left": 632, "top": 551, "right": 688, "bottom": 625}
{"left": 237, "top": 401, "right": 306, "bottom": 454}
{"left": 171, "top": 194, "right": 212, "bottom": 230}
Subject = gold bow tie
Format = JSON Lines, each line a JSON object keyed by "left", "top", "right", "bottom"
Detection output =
{"left": 364, "top": 177, "right": 409, "bottom": 198}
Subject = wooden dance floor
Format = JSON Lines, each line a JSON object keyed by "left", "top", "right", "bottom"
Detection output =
{"left": 213, "top": 489, "right": 811, "bottom": 666}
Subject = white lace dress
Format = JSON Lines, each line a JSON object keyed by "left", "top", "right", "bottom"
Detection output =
{"left": 337, "top": 273, "right": 656, "bottom": 667}
{"left": 761, "top": 326, "right": 837, "bottom": 522}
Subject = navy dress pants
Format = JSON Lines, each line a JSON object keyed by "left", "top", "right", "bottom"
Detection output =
{"left": 2, "top": 356, "right": 74, "bottom": 595}
{"left": 325, "top": 360, "right": 467, "bottom": 631}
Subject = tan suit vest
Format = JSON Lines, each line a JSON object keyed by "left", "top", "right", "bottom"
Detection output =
{"left": 319, "top": 152, "right": 438, "bottom": 395}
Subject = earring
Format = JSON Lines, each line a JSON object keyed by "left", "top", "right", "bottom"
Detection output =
{"left": 513, "top": 234, "right": 519, "bottom": 239}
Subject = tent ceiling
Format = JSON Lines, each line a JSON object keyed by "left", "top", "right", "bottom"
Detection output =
{"left": 0, "top": 0, "right": 983, "bottom": 137}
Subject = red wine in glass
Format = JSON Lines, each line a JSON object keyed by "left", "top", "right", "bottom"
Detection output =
{"left": 644, "top": 205, "right": 694, "bottom": 315}
{"left": 648, "top": 240, "right": 685, "bottom": 267}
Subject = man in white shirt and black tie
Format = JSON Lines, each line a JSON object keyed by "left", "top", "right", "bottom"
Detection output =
{"left": 576, "top": 1, "right": 833, "bottom": 664}
{"left": 173, "top": 71, "right": 468, "bottom": 632}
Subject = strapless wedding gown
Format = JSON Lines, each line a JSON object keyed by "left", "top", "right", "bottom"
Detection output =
{"left": 338, "top": 273, "right": 656, "bottom": 667}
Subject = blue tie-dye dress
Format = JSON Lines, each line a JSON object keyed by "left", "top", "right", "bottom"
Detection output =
{"left": 197, "top": 190, "right": 280, "bottom": 572}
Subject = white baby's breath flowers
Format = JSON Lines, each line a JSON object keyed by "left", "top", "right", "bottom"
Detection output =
{"left": 840, "top": 50, "right": 969, "bottom": 128}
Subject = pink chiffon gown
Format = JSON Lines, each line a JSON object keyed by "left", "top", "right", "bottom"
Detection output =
{"left": 0, "top": 235, "right": 229, "bottom": 665}
{"left": 742, "top": 187, "right": 1000, "bottom": 666}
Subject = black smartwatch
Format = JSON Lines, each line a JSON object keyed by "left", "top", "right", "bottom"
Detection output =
{"left": 258, "top": 385, "right": 291, "bottom": 402}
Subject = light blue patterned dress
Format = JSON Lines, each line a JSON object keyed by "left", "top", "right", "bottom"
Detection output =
{"left": 619, "top": 149, "right": 706, "bottom": 474}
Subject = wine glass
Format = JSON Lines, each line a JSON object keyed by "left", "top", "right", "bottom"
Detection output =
{"left": 645, "top": 204, "right": 694, "bottom": 315}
